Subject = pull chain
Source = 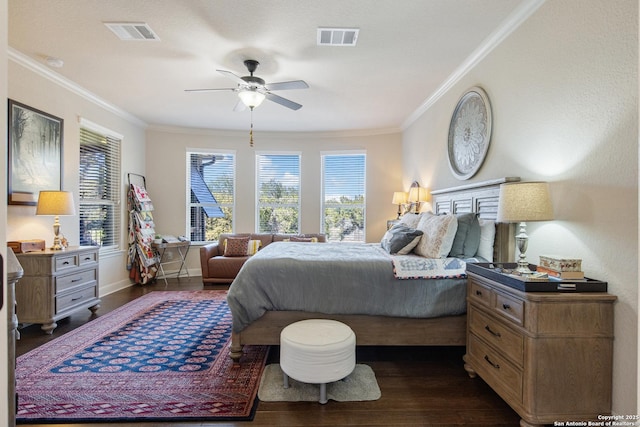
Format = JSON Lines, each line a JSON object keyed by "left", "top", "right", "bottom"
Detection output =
{"left": 249, "top": 107, "right": 254, "bottom": 148}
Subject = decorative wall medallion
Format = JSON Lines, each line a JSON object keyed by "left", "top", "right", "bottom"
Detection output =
{"left": 447, "top": 86, "right": 492, "bottom": 180}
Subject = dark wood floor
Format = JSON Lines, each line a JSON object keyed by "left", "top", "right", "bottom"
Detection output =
{"left": 15, "top": 277, "right": 521, "bottom": 427}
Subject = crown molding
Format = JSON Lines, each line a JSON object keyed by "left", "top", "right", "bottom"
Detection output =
{"left": 402, "top": 0, "right": 546, "bottom": 130}
{"left": 8, "top": 47, "right": 147, "bottom": 128}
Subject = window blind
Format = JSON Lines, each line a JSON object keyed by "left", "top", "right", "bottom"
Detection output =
{"left": 321, "top": 152, "right": 366, "bottom": 242}
{"left": 79, "top": 127, "right": 121, "bottom": 250}
{"left": 256, "top": 153, "right": 300, "bottom": 233}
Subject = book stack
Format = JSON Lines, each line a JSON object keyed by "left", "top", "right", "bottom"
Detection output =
{"left": 537, "top": 255, "right": 584, "bottom": 280}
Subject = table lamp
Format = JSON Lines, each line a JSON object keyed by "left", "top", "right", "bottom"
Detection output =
{"left": 391, "top": 191, "right": 408, "bottom": 219}
{"left": 36, "top": 191, "right": 76, "bottom": 250}
{"left": 497, "top": 182, "right": 553, "bottom": 273}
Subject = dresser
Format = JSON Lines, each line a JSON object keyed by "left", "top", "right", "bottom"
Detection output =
{"left": 464, "top": 271, "right": 616, "bottom": 427}
{"left": 15, "top": 246, "right": 101, "bottom": 334}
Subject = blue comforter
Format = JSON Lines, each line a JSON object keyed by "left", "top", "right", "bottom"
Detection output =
{"left": 226, "top": 242, "right": 467, "bottom": 333}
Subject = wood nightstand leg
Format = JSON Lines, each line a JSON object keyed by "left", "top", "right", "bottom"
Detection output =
{"left": 462, "top": 354, "right": 477, "bottom": 378}
{"left": 520, "top": 419, "right": 543, "bottom": 427}
{"left": 41, "top": 321, "right": 57, "bottom": 335}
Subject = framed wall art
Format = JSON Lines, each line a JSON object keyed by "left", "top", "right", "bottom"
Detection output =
{"left": 447, "top": 86, "right": 492, "bottom": 180}
{"left": 8, "top": 99, "right": 64, "bottom": 205}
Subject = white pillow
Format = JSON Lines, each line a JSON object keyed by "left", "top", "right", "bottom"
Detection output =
{"left": 476, "top": 219, "right": 496, "bottom": 262}
{"left": 414, "top": 213, "right": 458, "bottom": 258}
{"left": 398, "top": 213, "right": 422, "bottom": 229}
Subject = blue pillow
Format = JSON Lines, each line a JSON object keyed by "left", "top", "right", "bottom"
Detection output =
{"left": 448, "top": 213, "right": 481, "bottom": 258}
{"left": 380, "top": 225, "right": 424, "bottom": 254}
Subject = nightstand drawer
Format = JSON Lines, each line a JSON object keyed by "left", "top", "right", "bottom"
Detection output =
{"left": 469, "top": 307, "right": 523, "bottom": 366}
{"left": 468, "top": 334, "right": 523, "bottom": 402}
{"left": 56, "top": 269, "right": 97, "bottom": 292}
{"left": 56, "top": 285, "right": 98, "bottom": 313}
{"left": 55, "top": 254, "right": 78, "bottom": 272}
{"left": 469, "top": 280, "right": 493, "bottom": 307}
{"left": 494, "top": 291, "right": 524, "bottom": 325}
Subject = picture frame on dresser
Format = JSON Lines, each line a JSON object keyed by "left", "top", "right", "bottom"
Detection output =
{"left": 8, "top": 99, "right": 64, "bottom": 206}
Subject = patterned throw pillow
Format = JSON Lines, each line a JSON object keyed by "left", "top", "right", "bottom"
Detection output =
{"left": 224, "top": 236, "right": 250, "bottom": 257}
{"left": 414, "top": 213, "right": 459, "bottom": 258}
{"left": 290, "top": 236, "right": 318, "bottom": 242}
{"left": 380, "top": 224, "right": 424, "bottom": 254}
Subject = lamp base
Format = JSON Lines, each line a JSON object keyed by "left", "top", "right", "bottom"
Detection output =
{"left": 515, "top": 222, "right": 532, "bottom": 273}
{"left": 51, "top": 217, "right": 66, "bottom": 250}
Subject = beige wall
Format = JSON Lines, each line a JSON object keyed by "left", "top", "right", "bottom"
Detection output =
{"left": 145, "top": 126, "right": 403, "bottom": 272}
{"left": 6, "top": 59, "right": 147, "bottom": 296}
{"left": 403, "top": 0, "right": 638, "bottom": 414}
{"left": 1, "top": 0, "right": 9, "bottom": 423}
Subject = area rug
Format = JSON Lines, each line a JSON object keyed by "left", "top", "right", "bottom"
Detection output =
{"left": 258, "top": 364, "right": 381, "bottom": 402}
{"left": 16, "top": 290, "right": 269, "bottom": 423}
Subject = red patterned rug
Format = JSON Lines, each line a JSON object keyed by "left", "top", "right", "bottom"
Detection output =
{"left": 16, "top": 290, "right": 268, "bottom": 423}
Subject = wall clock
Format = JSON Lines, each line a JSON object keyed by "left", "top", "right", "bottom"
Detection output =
{"left": 447, "top": 86, "right": 492, "bottom": 180}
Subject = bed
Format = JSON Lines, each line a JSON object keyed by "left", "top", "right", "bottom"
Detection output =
{"left": 227, "top": 177, "right": 518, "bottom": 362}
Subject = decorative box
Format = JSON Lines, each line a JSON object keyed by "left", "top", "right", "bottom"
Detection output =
{"left": 8, "top": 239, "right": 46, "bottom": 253}
{"left": 538, "top": 255, "right": 582, "bottom": 272}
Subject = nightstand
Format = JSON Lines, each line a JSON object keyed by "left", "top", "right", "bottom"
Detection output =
{"left": 464, "top": 269, "right": 616, "bottom": 427}
{"left": 15, "top": 246, "right": 101, "bottom": 334}
{"left": 386, "top": 219, "right": 399, "bottom": 230}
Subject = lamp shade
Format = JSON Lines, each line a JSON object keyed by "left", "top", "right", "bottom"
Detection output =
{"left": 36, "top": 191, "right": 76, "bottom": 216}
{"left": 238, "top": 89, "right": 266, "bottom": 108}
{"left": 497, "top": 182, "right": 553, "bottom": 223}
{"left": 408, "top": 186, "right": 428, "bottom": 203}
{"left": 391, "top": 191, "right": 408, "bottom": 205}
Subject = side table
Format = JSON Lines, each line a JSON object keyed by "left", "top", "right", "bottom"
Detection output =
{"left": 153, "top": 240, "right": 191, "bottom": 285}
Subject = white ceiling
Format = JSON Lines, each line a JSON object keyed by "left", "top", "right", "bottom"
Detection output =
{"left": 8, "top": 0, "right": 535, "bottom": 133}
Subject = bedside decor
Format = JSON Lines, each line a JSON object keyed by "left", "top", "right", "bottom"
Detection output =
{"left": 407, "top": 181, "right": 429, "bottom": 213}
{"left": 447, "top": 87, "right": 492, "bottom": 180}
{"left": 391, "top": 191, "right": 408, "bottom": 219}
{"left": 36, "top": 190, "right": 76, "bottom": 250}
{"left": 497, "top": 182, "right": 553, "bottom": 273}
{"left": 8, "top": 100, "right": 63, "bottom": 205}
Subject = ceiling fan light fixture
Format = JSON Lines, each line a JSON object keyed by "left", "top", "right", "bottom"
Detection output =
{"left": 238, "top": 89, "right": 265, "bottom": 109}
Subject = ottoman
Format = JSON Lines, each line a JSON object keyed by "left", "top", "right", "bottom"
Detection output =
{"left": 280, "top": 319, "right": 356, "bottom": 404}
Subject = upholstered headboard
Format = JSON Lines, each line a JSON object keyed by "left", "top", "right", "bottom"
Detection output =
{"left": 431, "top": 177, "right": 520, "bottom": 263}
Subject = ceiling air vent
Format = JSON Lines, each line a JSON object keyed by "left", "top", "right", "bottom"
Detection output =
{"left": 104, "top": 22, "right": 160, "bottom": 41}
{"left": 317, "top": 27, "right": 359, "bottom": 46}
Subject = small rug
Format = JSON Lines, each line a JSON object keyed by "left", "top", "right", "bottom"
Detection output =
{"left": 258, "top": 364, "right": 381, "bottom": 402}
{"left": 16, "top": 290, "right": 268, "bottom": 423}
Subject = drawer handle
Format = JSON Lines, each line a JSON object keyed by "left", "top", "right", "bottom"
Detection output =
{"left": 84, "top": 257, "right": 92, "bottom": 261}
{"left": 475, "top": 290, "right": 483, "bottom": 296}
{"left": 71, "top": 278, "right": 82, "bottom": 283}
{"left": 62, "top": 261, "right": 70, "bottom": 265}
{"left": 484, "top": 355, "right": 500, "bottom": 370}
{"left": 71, "top": 297, "right": 82, "bottom": 302}
{"left": 484, "top": 325, "right": 501, "bottom": 338}
{"left": 502, "top": 303, "right": 511, "bottom": 311}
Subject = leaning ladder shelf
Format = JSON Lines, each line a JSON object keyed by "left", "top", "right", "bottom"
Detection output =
{"left": 126, "top": 173, "right": 159, "bottom": 285}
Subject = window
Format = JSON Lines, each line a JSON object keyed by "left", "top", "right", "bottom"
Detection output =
{"left": 188, "top": 151, "right": 235, "bottom": 242}
{"left": 256, "top": 153, "right": 300, "bottom": 233}
{"left": 321, "top": 152, "right": 366, "bottom": 242}
{"left": 78, "top": 122, "right": 121, "bottom": 251}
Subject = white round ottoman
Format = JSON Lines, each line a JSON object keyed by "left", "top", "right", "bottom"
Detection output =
{"left": 280, "top": 319, "right": 356, "bottom": 404}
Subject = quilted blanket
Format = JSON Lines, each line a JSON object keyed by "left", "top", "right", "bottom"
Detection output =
{"left": 391, "top": 256, "right": 468, "bottom": 280}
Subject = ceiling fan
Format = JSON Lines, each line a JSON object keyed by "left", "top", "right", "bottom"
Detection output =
{"left": 186, "top": 59, "right": 308, "bottom": 111}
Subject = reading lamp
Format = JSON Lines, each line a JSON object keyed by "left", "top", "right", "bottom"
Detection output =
{"left": 497, "top": 182, "right": 553, "bottom": 273}
{"left": 391, "top": 192, "right": 408, "bottom": 219}
{"left": 407, "top": 182, "right": 429, "bottom": 214}
{"left": 36, "top": 190, "right": 76, "bottom": 250}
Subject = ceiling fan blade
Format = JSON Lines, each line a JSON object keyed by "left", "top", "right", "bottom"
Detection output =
{"left": 184, "top": 88, "right": 236, "bottom": 93}
{"left": 217, "top": 69, "right": 247, "bottom": 86}
{"left": 264, "top": 80, "right": 309, "bottom": 91}
{"left": 265, "top": 92, "right": 303, "bottom": 110}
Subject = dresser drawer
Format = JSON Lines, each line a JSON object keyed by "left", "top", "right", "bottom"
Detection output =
{"left": 494, "top": 291, "right": 524, "bottom": 326}
{"left": 469, "top": 280, "right": 493, "bottom": 307}
{"left": 79, "top": 251, "right": 98, "bottom": 266}
{"left": 55, "top": 254, "right": 78, "bottom": 272}
{"left": 56, "top": 285, "right": 98, "bottom": 313}
{"left": 468, "top": 334, "right": 523, "bottom": 402}
{"left": 469, "top": 307, "right": 524, "bottom": 366}
{"left": 56, "top": 269, "right": 97, "bottom": 292}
